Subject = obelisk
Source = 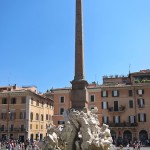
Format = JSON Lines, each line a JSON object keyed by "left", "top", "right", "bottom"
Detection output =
{"left": 71, "top": 0, "right": 88, "bottom": 110}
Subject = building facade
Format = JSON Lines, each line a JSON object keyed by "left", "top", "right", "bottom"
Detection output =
{"left": 47, "top": 69, "right": 150, "bottom": 145}
{"left": 0, "top": 85, "right": 54, "bottom": 142}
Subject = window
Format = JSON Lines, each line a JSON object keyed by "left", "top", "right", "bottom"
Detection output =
{"left": 137, "top": 99, "right": 145, "bottom": 108}
{"left": 41, "top": 101, "right": 44, "bottom": 107}
{"left": 129, "top": 116, "right": 135, "bottom": 123}
{"left": 101, "top": 91, "right": 108, "bottom": 97}
{"left": 2, "top": 98, "right": 7, "bottom": 104}
{"left": 102, "top": 116, "right": 109, "bottom": 124}
{"left": 128, "top": 90, "right": 133, "bottom": 96}
{"left": 11, "top": 98, "right": 16, "bottom": 104}
{"left": 36, "top": 100, "right": 39, "bottom": 106}
{"left": 114, "top": 101, "right": 118, "bottom": 111}
{"left": 21, "top": 125, "right": 25, "bottom": 131}
{"left": 113, "top": 116, "right": 120, "bottom": 123}
{"left": 90, "top": 95, "right": 95, "bottom": 102}
{"left": 112, "top": 90, "right": 119, "bottom": 97}
{"left": 41, "top": 114, "right": 44, "bottom": 121}
{"left": 47, "top": 102, "right": 48, "bottom": 107}
{"left": 20, "top": 112, "right": 26, "bottom": 119}
{"left": 122, "top": 80, "right": 126, "bottom": 84}
{"left": 1, "top": 125, "right": 4, "bottom": 131}
{"left": 58, "top": 120, "right": 65, "bottom": 125}
{"left": 10, "top": 124, "right": 14, "bottom": 131}
{"left": 30, "top": 112, "right": 33, "bottom": 120}
{"left": 41, "top": 125, "right": 43, "bottom": 129}
{"left": 1, "top": 113, "right": 7, "bottom": 120}
{"left": 60, "top": 108, "right": 64, "bottom": 115}
{"left": 36, "top": 113, "right": 39, "bottom": 120}
{"left": 60, "top": 96, "right": 65, "bottom": 103}
{"left": 36, "top": 125, "right": 38, "bottom": 129}
{"left": 137, "top": 89, "right": 144, "bottom": 95}
{"left": 46, "top": 114, "right": 48, "bottom": 120}
{"left": 129, "top": 100, "right": 133, "bottom": 108}
{"left": 101, "top": 101, "right": 108, "bottom": 109}
{"left": 10, "top": 112, "right": 16, "bottom": 120}
{"left": 30, "top": 124, "right": 32, "bottom": 129}
{"left": 21, "top": 97, "right": 26, "bottom": 104}
{"left": 138, "top": 113, "right": 146, "bottom": 122}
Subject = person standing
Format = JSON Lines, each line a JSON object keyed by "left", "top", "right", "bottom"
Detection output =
{"left": 24, "top": 140, "right": 28, "bottom": 150}
{"left": 132, "top": 142, "right": 136, "bottom": 150}
{"left": 137, "top": 142, "right": 141, "bottom": 150}
{"left": 126, "top": 143, "right": 130, "bottom": 150}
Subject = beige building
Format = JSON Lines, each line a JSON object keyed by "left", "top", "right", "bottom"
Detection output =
{"left": 47, "top": 69, "right": 150, "bottom": 145}
{"left": 0, "top": 85, "right": 54, "bottom": 142}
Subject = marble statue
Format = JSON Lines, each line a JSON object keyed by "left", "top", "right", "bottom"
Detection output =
{"left": 39, "top": 107, "right": 113, "bottom": 150}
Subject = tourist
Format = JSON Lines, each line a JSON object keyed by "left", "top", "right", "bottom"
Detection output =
{"left": 17, "top": 144, "right": 21, "bottom": 150}
{"left": 24, "top": 139, "right": 29, "bottom": 150}
{"left": 6, "top": 142, "right": 9, "bottom": 150}
{"left": 137, "top": 142, "right": 141, "bottom": 150}
{"left": 132, "top": 142, "right": 136, "bottom": 150}
{"left": 126, "top": 143, "right": 130, "bottom": 150}
{"left": 119, "top": 144, "right": 123, "bottom": 149}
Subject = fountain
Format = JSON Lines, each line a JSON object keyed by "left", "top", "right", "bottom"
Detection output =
{"left": 39, "top": 107, "right": 113, "bottom": 150}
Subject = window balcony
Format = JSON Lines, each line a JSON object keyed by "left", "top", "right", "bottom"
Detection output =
{"left": 108, "top": 106, "right": 126, "bottom": 112}
{"left": 108, "top": 122, "right": 138, "bottom": 127}
{"left": 5, "top": 128, "right": 26, "bottom": 132}
{"left": 138, "top": 104, "right": 145, "bottom": 108}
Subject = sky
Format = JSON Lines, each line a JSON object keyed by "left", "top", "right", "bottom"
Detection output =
{"left": 0, "top": 0, "right": 150, "bottom": 93}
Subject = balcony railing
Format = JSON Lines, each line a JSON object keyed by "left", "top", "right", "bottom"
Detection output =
{"left": 4, "top": 128, "right": 26, "bottom": 132}
{"left": 108, "top": 106, "right": 126, "bottom": 112}
{"left": 134, "top": 79, "right": 150, "bottom": 84}
{"left": 108, "top": 122, "right": 138, "bottom": 127}
{"left": 138, "top": 105, "right": 145, "bottom": 108}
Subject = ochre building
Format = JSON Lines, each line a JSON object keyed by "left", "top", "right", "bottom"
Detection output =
{"left": 0, "top": 85, "right": 54, "bottom": 142}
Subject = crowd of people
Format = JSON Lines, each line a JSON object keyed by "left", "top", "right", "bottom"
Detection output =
{"left": 118, "top": 141, "right": 143, "bottom": 150}
{"left": 0, "top": 139, "right": 40, "bottom": 150}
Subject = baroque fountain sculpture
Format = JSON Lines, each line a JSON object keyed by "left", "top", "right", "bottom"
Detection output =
{"left": 39, "top": 107, "right": 113, "bottom": 150}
